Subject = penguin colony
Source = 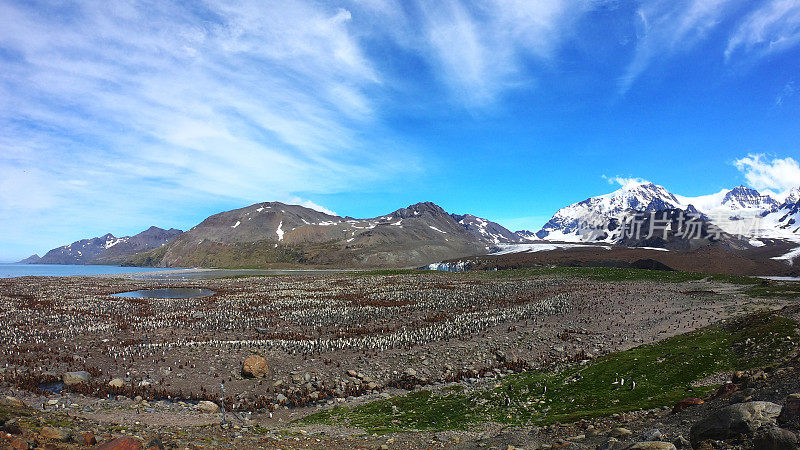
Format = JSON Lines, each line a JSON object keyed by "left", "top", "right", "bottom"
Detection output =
{"left": 0, "top": 273, "right": 739, "bottom": 411}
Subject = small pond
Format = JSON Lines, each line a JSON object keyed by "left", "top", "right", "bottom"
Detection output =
{"left": 111, "top": 288, "right": 216, "bottom": 299}
{"left": 38, "top": 381, "right": 64, "bottom": 394}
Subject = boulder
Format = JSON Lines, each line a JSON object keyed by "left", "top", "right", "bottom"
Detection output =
{"left": 40, "top": 426, "right": 70, "bottom": 442}
{"left": 690, "top": 401, "right": 782, "bottom": 444}
{"left": 108, "top": 378, "right": 126, "bottom": 388}
{"left": 62, "top": 370, "right": 91, "bottom": 386}
{"left": 242, "top": 355, "right": 268, "bottom": 378}
{"left": 628, "top": 443, "right": 676, "bottom": 450}
{"left": 752, "top": 427, "right": 798, "bottom": 450}
{"left": 96, "top": 436, "right": 144, "bottom": 450}
{"left": 672, "top": 397, "right": 704, "bottom": 413}
{"left": 778, "top": 393, "right": 800, "bottom": 430}
{"left": 197, "top": 400, "right": 219, "bottom": 413}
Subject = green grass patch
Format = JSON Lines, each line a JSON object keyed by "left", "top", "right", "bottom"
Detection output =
{"left": 455, "top": 267, "right": 800, "bottom": 298}
{"left": 300, "top": 312, "right": 797, "bottom": 433}
{"left": 0, "top": 403, "right": 31, "bottom": 423}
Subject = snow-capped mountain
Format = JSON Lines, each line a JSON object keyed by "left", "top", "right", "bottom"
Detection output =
{"left": 720, "top": 186, "right": 779, "bottom": 210}
{"left": 451, "top": 214, "right": 524, "bottom": 244}
{"left": 783, "top": 187, "right": 800, "bottom": 205}
{"left": 535, "top": 181, "right": 798, "bottom": 245}
{"left": 762, "top": 197, "right": 800, "bottom": 235}
{"left": 26, "top": 227, "right": 183, "bottom": 265}
{"left": 535, "top": 181, "right": 684, "bottom": 241}
{"left": 515, "top": 230, "right": 538, "bottom": 241}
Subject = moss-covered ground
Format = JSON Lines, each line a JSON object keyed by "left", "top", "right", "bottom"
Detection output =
{"left": 300, "top": 311, "right": 797, "bottom": 433}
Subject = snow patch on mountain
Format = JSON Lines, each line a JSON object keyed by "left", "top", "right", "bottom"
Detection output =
{"left": 491, "top": 242, "right": 611, "bottom": 255}
{"left": 276, "top": 221, "right": 284, "bottom": 241}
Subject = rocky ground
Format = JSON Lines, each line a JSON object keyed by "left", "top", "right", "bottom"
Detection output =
{"left": 0, "top": 269, "right": 798, "bottom": 448}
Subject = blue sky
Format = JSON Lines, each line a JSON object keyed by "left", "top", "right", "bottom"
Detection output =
{"left": 2, "top": 0, "right": 800, "bottom": 260}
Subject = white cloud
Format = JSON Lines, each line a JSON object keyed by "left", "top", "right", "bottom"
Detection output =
{"left": 733, "top": 154, "right": 800, "bottom": 193}
{"left": 620, "top": 0, "right": 738, "bottom": 94}
{"left": 726, "top": 0, "right": 800, "bottom": 61}
{"left": 286, "top": 197, "right": 339, "bottom": 217}
{"left": 602, "top": 175, "right": 652, "bottom": 189}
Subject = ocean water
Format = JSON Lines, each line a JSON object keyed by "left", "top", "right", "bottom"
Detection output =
{"left": 0, "top": 263, "right": 168, "bottom": 278}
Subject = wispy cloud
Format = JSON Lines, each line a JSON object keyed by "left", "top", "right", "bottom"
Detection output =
{"left": 733, "top": 154, "right": 800, "bottom": 194}
{"left": 0, "top": 0, "right": 409, "bottom": 254}
{"left": 726, "top": 0, "right": 800, "bottom": 61}
{"left": 776, "top": 81, "right": 797, "bottom": 105}
{"left": 619, "top": 0, "right": 738, "bottom": 94}
{"left": 374, "top": 0, "right": 594, "bottom": 107}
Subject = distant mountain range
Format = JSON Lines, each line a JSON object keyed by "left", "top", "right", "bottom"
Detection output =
{"left": 125, "top": 202, "right": 520, "bottom": 268}
{"left": 532, "top": 182, "right": 800, "bottom": 247}
{"left": 21, "top": 226, "right": 182, "bottom": 265}
{"left": 21, "top": 182, "right": 800, "bottom": 268}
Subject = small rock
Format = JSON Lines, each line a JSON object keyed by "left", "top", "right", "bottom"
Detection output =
{"left": 672, "top": 435, "right": 690, "bottom": 448}
{"left": 672, "top": 397, "right": 704, "bottom": 413}
{"left": 596, "top": 437, "right": 618, "bottom": 450}
{"left": 145, "top": 437, "right": 164, "bottom": 449}
{"left": 638, "top": 429, "right": 662, "bottom": 441}
{"left": 4, "top": 418, "right": 22, "bottom": 434}
{"left": 609, "top": 427, "right": 632, "bottom": 439}
{"left": 712, "top": 382, "right": 738, "bottom": 399}
{"left": 276, "top": 393, "right": 288, "bottom": 403}
{"left": 242, "top": 355, "right": 269, "bottom": 378}
{"left": 404, "top": 368, "right": 417, "bottom": 377}
{"left": 95, "top": 436, "right": 144, "bottom": 450}
{"left": 628, "top": 443, "right": 676, "bottom": 450}
{"left": 9, "top": 438, "right": 29, "bottom": 450}
{"left": 83, "top": 432, "right": 98, "bottom": 445}
{"left": 109, "top": 378, "right": 126, "bottom": 388}
{"left": 40, "top": 426, "right": 70, "bottom": 442}
{"left": 730, "top": 388, "right": 755, "bottom": 404}
{"left": 197, "top": 400, "right": 219, "bottom": 413}
{"left": 62, "top": 370, "right": 91, "bottom": 386}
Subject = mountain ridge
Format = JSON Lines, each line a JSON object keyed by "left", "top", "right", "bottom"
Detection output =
{"left": 531, "top": 181, "right": 800, "bottom": 245}
{"left": 23, "top": 226, "right": 183, "bottom": 265}
{"left": 131, "top": 201, "right": 518, "bottom": 269}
